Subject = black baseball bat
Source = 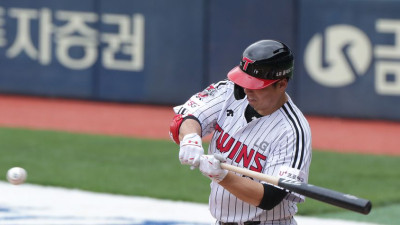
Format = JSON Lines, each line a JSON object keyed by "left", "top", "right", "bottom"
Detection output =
{"left": 220, "top": 163, "right": 372, "bottom": 215}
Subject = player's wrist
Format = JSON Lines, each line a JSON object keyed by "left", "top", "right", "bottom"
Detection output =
{"left": 182, "top": 133, "right": 201, "bottom": 142}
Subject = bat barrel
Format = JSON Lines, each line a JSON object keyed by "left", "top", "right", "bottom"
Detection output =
{"left": 278, "top": 178, "right": 372, "bottom": 215}
{"left": 220, "top": 163, "right": 372, "bottom": 215}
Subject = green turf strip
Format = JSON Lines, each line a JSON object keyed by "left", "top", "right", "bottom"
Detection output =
{"left": 0, "top": 127, "right": 398, "bottom": 224}
{"left": 317, "top": 203, "right": 400, "bottom": 225}
{"left": 0, "top": 127, "right": 211, "bottom": 202}
{"left": 298, "top": 150, "right": 400, "bottom": 216}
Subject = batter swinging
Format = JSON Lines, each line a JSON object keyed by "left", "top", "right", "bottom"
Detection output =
{"left": 170, "top": 40, "right": 312, "bottom": 225}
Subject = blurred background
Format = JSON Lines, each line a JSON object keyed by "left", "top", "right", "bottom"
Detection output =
{"left": 0, "top": 0, "right": 399, "bottom": 225}
{"left": 1, "top": 0, "right": 400, "bottom": 119}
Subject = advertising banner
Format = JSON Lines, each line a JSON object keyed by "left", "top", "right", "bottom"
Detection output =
{"left": 0, "top": 0, "right": 98, "bottom": 98}
{"left": 298, "top": 0, "right": 400, "bottom": 120}
{"left": 0, "top": 0, "right": 205, "bottom": 104}
{"left": 1, "top": 0, "right": 398, "bottom": 121}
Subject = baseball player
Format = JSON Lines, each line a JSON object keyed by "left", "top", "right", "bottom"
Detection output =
{"left": 169, "top": 40, "right": 312, "bottom": 225}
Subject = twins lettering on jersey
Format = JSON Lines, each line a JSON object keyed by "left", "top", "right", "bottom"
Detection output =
{"left": 214, "top": 123, "right": 266, "bottom": 173}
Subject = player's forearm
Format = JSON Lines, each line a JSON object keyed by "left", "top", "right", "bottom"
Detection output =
{"left": 218, "top": 172, "right": 264, "bottom": 207}
{"left": 179, "top": 118, "right": 202, "bottom": 141}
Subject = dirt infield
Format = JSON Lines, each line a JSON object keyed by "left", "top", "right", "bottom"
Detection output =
{"left": 0, "top": 94, "right": 398, "bottom": 155}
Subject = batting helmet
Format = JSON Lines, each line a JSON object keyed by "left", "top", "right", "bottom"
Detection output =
{"left": 228, "top": 40, "right": 294, "bottom": 92}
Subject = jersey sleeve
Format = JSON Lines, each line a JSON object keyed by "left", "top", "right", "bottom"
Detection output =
{"left": 173, "top": 80, "right": 232, "bottom": 137}
{"left": 262, "top": 121, "right": 312, "bottom": 203}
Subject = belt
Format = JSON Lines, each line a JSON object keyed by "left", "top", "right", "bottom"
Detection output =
{"left": 218, "top": 222, "right": 260, "bottom": 225}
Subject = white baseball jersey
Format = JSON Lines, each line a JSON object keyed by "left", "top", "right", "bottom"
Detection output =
{"left": 174, "top": 80, "right": 312, "bottom": 225}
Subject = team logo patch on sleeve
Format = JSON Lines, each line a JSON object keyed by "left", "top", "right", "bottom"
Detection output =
{"left": 197, "top": 85, "right": 216, "bottom": 100}
{"left": 278, "top": 166, "right": 306, "bottom": 183}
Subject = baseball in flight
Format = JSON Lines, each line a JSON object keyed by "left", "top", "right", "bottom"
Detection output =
{"left": 6, "top": 167, "right": 27, "bottom": 185}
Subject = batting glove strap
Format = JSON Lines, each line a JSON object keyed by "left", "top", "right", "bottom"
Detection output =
{"left": 179, "top": 133, "right": 204, "bottom": 167}
{"left": 199, "top": 155, "right": 228, "bottom": 183}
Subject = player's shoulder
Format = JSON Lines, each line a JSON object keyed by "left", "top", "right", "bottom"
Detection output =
{"left": 210, "top": 79, "right": 234, "bottom": 90}
{"left": 281, "top": 95, "right": 307, "bottom": 118}
{"left": 199, "top": 79, "right": 234, "bottom": 97}
{"left": 278, "top": 96, "right": 311, "bottom": 132}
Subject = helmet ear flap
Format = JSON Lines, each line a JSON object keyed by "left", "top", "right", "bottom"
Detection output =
{"left": 234, "top": 84, "right": 245, "bottom": 100}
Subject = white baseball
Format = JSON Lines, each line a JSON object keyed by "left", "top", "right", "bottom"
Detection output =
{"left": 7, "top": 167, "right": 27, "bottom": 185}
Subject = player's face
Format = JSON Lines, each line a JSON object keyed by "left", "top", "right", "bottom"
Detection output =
{"left": 244, "top": 79, "right": 288, "bottom": 116}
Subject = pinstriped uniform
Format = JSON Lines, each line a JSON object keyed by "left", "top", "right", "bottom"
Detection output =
{"left": 174, "top": 80, "right": 312, "bottom": 225}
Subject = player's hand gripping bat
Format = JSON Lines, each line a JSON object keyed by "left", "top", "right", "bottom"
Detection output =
{"left": 220, "top": 163, "right": 372, "bottom": 215}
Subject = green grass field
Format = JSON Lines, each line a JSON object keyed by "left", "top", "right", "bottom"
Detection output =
{"left": 0, "top": 127, "right": 399, "bottom": 225}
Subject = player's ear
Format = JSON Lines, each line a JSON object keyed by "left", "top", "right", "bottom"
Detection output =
{"left": 278, "top": 79, "right": 288, "bottom": 89}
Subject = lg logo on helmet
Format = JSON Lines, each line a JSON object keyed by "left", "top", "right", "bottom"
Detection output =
{"left": 304, "top": 20, "right": 400, "bottom": 96}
